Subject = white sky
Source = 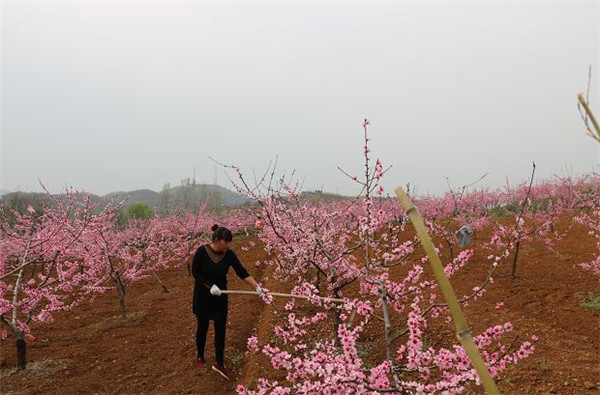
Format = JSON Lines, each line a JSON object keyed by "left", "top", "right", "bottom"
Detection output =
{"left": 1, "top": 1, "right": 599, "bottom": 197}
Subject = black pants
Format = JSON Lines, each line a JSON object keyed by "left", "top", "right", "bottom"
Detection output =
{"left": 196, "top": 302, "right": 228, "bottom": 367}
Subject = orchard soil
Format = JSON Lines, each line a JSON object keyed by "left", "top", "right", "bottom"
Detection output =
{"left": 1, "top": 219, "right": 599, "bottom": 394}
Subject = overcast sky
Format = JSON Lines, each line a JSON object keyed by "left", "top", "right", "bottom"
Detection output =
{"left": 1, "top": 1, "right": 599, "bottom": 197}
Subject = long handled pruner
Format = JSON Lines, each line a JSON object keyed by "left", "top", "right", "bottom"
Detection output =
{"left": 220, "top": 289, "right": 358, "bottom": 324}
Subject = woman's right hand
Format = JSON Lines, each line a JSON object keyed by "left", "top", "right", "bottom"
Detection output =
{"left": 210, "top": 284, "right": 222, "bottom": 296}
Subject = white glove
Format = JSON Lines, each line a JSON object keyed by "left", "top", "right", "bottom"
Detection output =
{"left": 210, "top": 284, "right": 222, "bottom": 296}
{"left": 256, "top": 286, "right": 267, "bottom": 296}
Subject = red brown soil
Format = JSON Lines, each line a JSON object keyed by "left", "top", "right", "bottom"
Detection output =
{"left": 1, "top": 220, "right": 599, "bottom": 394}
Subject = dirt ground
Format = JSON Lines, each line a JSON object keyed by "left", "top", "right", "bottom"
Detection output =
{"left": 1, "top": 220, "right": 599, "bottom": 394}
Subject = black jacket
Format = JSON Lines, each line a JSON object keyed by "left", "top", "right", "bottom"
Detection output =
{"left": 191, "top": 244, "right": 250, "bottom": 315}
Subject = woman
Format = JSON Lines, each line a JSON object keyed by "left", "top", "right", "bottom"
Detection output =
{"left": 254, "top": 215, "right": 264, "bottom": 233}
{"left": 192, "top": 224, "right": 265, "bottom": 380}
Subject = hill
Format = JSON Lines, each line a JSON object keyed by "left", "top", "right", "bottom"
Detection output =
{"left": 0, "top": 184, "right": 252, "bottom": 212}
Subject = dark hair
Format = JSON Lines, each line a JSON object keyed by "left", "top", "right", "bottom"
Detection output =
{"left": 211, "top": 224, "right": 233, "bottom": 242}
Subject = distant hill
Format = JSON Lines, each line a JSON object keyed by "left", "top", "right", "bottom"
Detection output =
{"left": 104, "top": 189, "right": 160, "bottom": 209}
{"left": 168, "top": 184, "right": 251, "bottom": 207}
{"left": 105, "top": 184, "right": 252, "bottom": 210}
{"left": 0, "top": 190, "right": 10, "bottom": 197}
{"left": 0, "top": 184, "right": 252, "bottom": 211}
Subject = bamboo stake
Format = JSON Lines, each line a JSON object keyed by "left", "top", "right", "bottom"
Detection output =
{"left": 395, "top": 187, "right": 500, "bottom": 395}
{"left": 577, "top": 93, "right": 600, "bottom": 142}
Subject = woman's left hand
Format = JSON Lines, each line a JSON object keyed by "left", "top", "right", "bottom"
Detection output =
{"left": 256, "top": 286, "right": 268, "bottom": 296}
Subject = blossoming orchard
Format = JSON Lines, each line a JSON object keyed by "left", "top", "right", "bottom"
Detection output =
{"left": 1, "top": 115, "right": 598, "bottom": 394}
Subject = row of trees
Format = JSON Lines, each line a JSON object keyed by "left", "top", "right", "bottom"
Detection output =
{"left": 226, "top": 121, "right": 598, "bottom": 394}
{"left": 0, "top": 188, "right": 257, "bottom": 370}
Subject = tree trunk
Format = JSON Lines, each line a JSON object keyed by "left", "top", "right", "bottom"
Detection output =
{"left": 117, "top": 285, "right": 127, "bottom": 319}
{"left": 379, "top": 287, "right": 401, "bottom": 389}
{"left": 151, "top": 270, "right": 169, "bottom": 293}
{"left": 332, "top": 288, "right": 342, "bottom": 349}
{"left": 347, "top": 308, "right": 357, "bottom": 328}
{"left": 446, "top": 236, "right": 454, "bottom": 261}
{"left": 314, "top": 270, "right": 321, "bottom": 293}
{"left": 30, "top": 263, "right": 37, "bottom": 281}
{"left": 511, "top": 240, "right": 521, "bottom": 279}
{"left": 16, "top": 334, "right": 27, "bottom": 370}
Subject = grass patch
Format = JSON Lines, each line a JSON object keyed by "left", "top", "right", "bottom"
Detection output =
{"left": 579, "top": 292, "right": 600, "bottom": 310}
{"left": 229, "top": 348, "right": 244, "bottom": 367}
{"left": 0, "top": 359, "right": 70, "bottom": 379}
